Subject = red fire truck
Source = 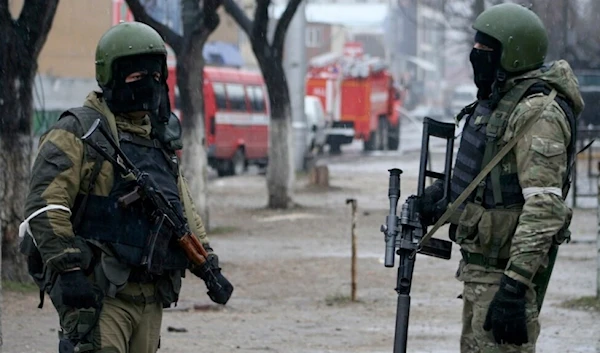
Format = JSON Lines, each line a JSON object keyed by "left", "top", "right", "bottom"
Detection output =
{"left": 166, "top": 66, "right": 270, "bottom": 177}
{"left": 306, "top": 43, "right": 400, "bottom": 152}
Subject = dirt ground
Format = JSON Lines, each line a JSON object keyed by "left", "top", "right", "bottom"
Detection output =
{"left": 3, "top": 149, "right": 600, "bottom": 353}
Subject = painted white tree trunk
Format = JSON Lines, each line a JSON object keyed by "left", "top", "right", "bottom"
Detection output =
{"left": 181, "top": 117, "right": 209, "bottom": 229}
{"left": 267, "top": 110, "right": 294, "bottom": 209}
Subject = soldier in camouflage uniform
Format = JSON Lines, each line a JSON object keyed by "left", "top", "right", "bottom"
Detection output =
{"left": 19, "top": 22, "right": 233, "bottom": 353}
{"left": 416, "top": 4, "right": 584, "bottom": 353}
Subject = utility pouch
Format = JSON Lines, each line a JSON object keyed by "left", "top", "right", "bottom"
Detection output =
{"left": 455, "top": 202, "right": 485, "bottom": 245}
{"left": 477, "top": 208, "right": 521, "bottom": 261}
{"left": 57, "top": 307, "right": 99, "bottom": 352}
{"left": 155, "top": 270, "right": 182, "bottom": 308}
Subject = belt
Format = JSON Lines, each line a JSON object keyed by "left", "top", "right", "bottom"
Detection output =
{"left": 460, "top": 249, "right": 508, "bottom": 270}
{"left": 116, "top": 293, "right": 157, "bottom": 305}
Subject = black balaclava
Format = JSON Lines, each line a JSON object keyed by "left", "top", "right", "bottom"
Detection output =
{"left": 103, "top": 54, "right": 164, "bottom": 114}
{"left": 470, "top": 31, "right": 502, "bottom": 100}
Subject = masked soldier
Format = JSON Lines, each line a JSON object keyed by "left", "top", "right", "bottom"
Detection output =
{"left": 20, "top": 22, "right": 233, "bottom": 353}
{"left": 416, "top": 4, "right": 584, "bottom": 352}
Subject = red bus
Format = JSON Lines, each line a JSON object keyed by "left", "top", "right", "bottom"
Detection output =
{"left": 167, "top": 66, "right": 270, "bottom": 177}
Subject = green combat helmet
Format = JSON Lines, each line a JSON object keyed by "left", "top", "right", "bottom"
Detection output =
{"left": 95, "top": 21, "right": 168, "bottom": 86}
{"left": 473, "top": 3, "right": 548, "bottom": 73}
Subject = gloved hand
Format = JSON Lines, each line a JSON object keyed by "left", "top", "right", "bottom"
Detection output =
{"left": 58, "top": 269, "right": 103, "bottom": 309}
{"left": 414, "top": 180, "right": 446, "bottom": 226}
{"left": 483, "top": 275, "right": 529, "bottom": 345}
{"left": 192, "top": 254, "right": 234, "bottom": 305}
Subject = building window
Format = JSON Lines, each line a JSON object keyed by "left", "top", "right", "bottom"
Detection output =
{"left": 306, "top": 27, "right": 323, "bottom": 48}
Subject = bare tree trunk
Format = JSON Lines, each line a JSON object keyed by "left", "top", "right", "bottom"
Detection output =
{"left": 178, "top": 43, "right": 210, "bottom": 228}
{"left": 0, "top": 135, "right": 32, "bottom": 282}
{"left": 126, "top": 0, "right": 222, "bottom": 228}
{"left": 222, "top": 0, "right": 302, "bottom": 210}
{"left": 0, "top": 20, "right": 39, "bottom": 282}
{"left": 267, "top": 104, "right": 294, "bottom": 208}
{"left": 259, "top": 55, "right": 294, "bottom": 209}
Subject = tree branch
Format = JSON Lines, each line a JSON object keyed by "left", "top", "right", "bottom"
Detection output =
{"left": 272, "top": 0, "right": 302, "bottom": 54}
{"left": 253, "top": 0, "right": 270, "bottom": 46}
{"left": 16, "top": 0, "right": 59, "bottom": 57}
{"left": 222, "top": 0, "right": 253, "bottom": 38}
{"left": 125, "top": 0, "right": 183, "bottom": 55}
{"left": 202, "top": 0, "right": 222, "bottom": 33}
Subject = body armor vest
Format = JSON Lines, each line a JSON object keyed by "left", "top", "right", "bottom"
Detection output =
{"left": 451, "top": 101, "right": 524, "bottom": 209}
{"left": 63, "top": 108, "right": 189, "bottom": 273}
{"left": 451, "top": 81, "right": 577, "bottom": 211}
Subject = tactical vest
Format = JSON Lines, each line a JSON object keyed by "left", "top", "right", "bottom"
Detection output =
{"left": 61, "top": 107, "right": 189, "bottom": 274}
{"left": 451, "top": 79, "right": 576, "bottom": 268}
{"left": 451, "top": 101, "right": 524, "bottom": 209}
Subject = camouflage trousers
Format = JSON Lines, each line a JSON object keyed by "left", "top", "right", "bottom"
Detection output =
{"left": 55, "top": 282, "right": 163, "bottom": 353}
{"left": 460, "top": 281, "right": 540, "bottom": 353}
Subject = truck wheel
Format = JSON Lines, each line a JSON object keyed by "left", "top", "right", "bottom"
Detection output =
{"left": 329, "top": 142, "right": 342, "bottom": 154}
{"left": 232, "top": 149, "right": 246, "bottom": 175}
{"left": 363, "top": 131, "right": 377, "bottom": 151}
{"left": 216, "top": 162, "right": 230, "bottom": 177}
{"left": 387, "top": 123, "right": 400, "bottom": 151}
{"left": 378, "top": 117, "right": 389, "bottom": 151}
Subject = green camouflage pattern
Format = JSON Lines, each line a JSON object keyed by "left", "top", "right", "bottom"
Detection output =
{"left": 24, "top": 91, "right": 210, "bottom": 274}
{"left": 457, "top": 60, "right": 583, "bottom": 287}
{"left": 460, "top": 280, "right": 540, "bottom": 353}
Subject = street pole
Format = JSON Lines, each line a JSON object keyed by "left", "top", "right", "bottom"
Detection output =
{"left": 597, "top": 162, "right": 600, "bottom": 299}
{"left": 284, "top": 0, "right": 308, "bottom": 172}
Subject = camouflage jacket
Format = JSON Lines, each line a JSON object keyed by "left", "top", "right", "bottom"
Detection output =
{"left": 24, "top": 91, "right": 210, "bottom": 274}
{"left": 458, "top": 60, "right": 585, "bottom": 286}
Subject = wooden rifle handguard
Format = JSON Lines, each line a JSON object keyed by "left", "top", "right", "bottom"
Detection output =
{"left": 177, "top": 232, "right": 209, "bottom": 266}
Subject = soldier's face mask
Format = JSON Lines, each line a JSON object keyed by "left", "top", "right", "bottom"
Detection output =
{"left": 105, "top": 55, "right": 164, "bottom": 115}
{"left": 470, "top": 32, "right": 502, "bottom": 100}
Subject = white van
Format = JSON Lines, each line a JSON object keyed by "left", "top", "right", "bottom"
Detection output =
{"left": 304, "top": 95, "right": 328, "bottom": 153}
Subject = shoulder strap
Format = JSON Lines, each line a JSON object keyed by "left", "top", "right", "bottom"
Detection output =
{"left": 414, "top": 89, "right": 558, "bottom": 256}
{"left": 60, "top": 107, "right": 113, "bottom": 231}
{"left": 475, "top": 79, "right": 546, "bottom": 208}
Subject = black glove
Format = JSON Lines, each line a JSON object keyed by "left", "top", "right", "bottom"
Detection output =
{"left": 58, "top": 270, "right": 102, "bottom": 309}
{"left": 414, "top": 180, "right": 446, "bottom": 226}
{"left": 193, "top": 254, "right": 234, "bottom": 305}
{"left": 483, "top": 275, "right": 529, "bottom": 346}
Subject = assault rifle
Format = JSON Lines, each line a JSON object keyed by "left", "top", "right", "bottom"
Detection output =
{"left": 380, "top": 117, "right": 456, "bottom": 353}
{"left": 81, "top": 118, "right": 233, "bottom": 304}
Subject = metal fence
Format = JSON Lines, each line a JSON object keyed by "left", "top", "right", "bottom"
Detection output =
{"left": 571, "top": 126, "right": 600, "bottom": 208}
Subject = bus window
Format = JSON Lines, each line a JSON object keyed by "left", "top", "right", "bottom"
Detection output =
{"left": 213, "top": 83, "right": 228, "bottom": 110}
{"left": 226, "top": 83, "right": 247, "bottom": 111}
{"left": 248, "top": 86, "right": 266, "bottom": 113}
